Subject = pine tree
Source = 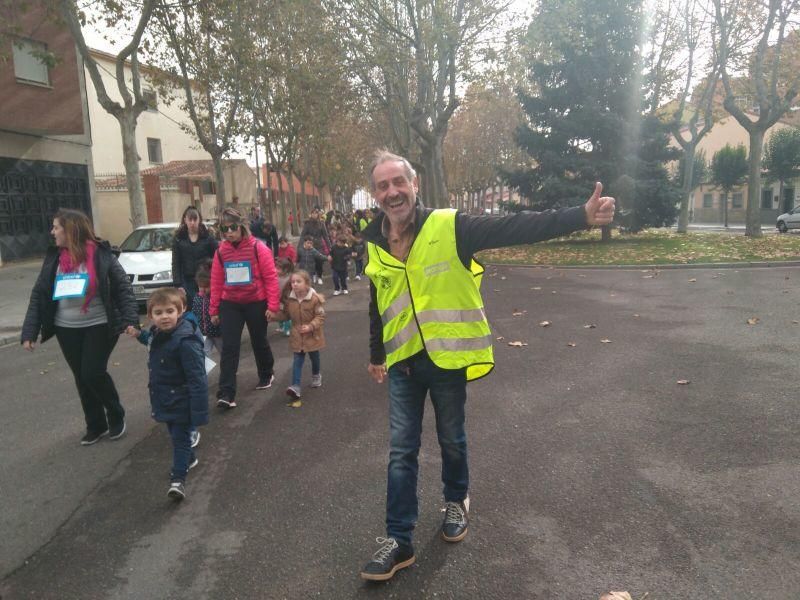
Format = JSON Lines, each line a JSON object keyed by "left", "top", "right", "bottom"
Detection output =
{"left": 506, "top": 0, "right": 682, "bottom": 232}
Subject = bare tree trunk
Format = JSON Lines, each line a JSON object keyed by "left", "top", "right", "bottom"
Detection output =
{"left": 430, "top": 135, "right": 448, "bottom": 208}
{"left": 276, "top": 168, "right": 287, "bottom": 237}
{"left": 746, "top": 130, "right": 764, "bottom": 237}
{"left": 723, "top": 191, "right": 729, "bottom": 228}
{"left": 119, "top": 112, "right": 147, "bottom": 227}
{"left": 212, "top": 154, "right": 226, "bottom": 214}
{"left": 287, "top": 167, "right": 301, "bottom": 233}
{"left": 677, "top": 143, "right": 697, "bottom": 233}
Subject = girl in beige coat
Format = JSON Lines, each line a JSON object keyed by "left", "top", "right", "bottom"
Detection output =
{"left": 272, "top": 269, "right": 325, "bottom": 407}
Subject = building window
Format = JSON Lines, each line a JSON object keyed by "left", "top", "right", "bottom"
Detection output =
{"left": 732, "top": 192, "right": 743, "bottom": 209}
{"left": 12, "top": 39, "right": 50, "bottom": 86}
{"left": 147, "top": 138, "right": 163, "bottom": 164}
{"left": 703, "top": 193, "right": 713, "bottom": 208}
{"left": 142, "top": 88, "right": 158, "bottom": 112}
{"left": 762, "top": 189, "right": 773, "bottom": 209}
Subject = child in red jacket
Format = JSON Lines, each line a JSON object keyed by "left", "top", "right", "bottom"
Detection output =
{"left": 277, "top": 236, "right": 297, "bottom": 265}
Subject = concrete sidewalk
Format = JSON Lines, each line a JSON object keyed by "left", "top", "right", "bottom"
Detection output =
{"left": 0, "top": 258, "right": 42, "bottom": 347}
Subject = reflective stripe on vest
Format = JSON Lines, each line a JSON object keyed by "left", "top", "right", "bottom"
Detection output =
{"left": 365, "top": 209, "right": 494, "bottom": 381}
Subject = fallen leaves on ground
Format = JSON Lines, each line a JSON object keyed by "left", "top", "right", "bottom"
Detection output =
{"left": 496, "top": 336, "right": 504, "bottom": 341}
{"left": 584, "top": 324, "right": 597, "bottom": 329}
{"left": 567, "top": 342, "right": 576, "bottom": 347}
{"left": 600, "top": 339, "right": 612, "bottom": 343}
{"left": 507, "top": 341, "right": 528, "bottom": 347}
{"left": 539, "top": 320, "right": 551, "bottom": 327}
{"left": 531, "top": 286, "right": 542, "bottom": 290}
{"left": 688, "top": 278, "right": 697, "bottom": 282}
{"left": 747, "top": 317, "right": 760, "bottom": 325}
{"left": 512, "top": 310, "right": 527, "bottom": 316}
{"left": 677, "top": 380, "right": 690, "bottom": 385}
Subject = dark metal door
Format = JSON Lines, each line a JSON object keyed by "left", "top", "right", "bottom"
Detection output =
{"left": 0, "top": 158, "right": 90, "bottom": 260}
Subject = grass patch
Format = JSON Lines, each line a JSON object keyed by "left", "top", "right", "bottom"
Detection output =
{"left": 478, "top": 229, "right": 800, "bottom": 266}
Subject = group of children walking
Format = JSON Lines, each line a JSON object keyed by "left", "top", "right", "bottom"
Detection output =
{"left": 126, "top": 245, "right": 332, "bottom": 502}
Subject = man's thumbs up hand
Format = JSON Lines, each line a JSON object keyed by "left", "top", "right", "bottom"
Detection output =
{"left": 584, "top": 182, "right": 615, "bottom": 227}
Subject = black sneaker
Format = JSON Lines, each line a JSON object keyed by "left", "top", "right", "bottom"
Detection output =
{"left": 441, "top": 498, "right": 469, "bottom": 542}
{"left": 167, "top": 481, "right": 185, "bottom": 501}
{"left": 108, "top": 420, "right": 126, "bottom": 440}
{"left": 80, "top": 429, "right": 109, "bottom": 446}
{"left": 255, "top": 374, "right": 275, "bottom": 390}
{"left": 360, "top": 537, "right": 415, "bottom": 581}
{"left": 217, "top": 397, "right": 236, "bottom": 409}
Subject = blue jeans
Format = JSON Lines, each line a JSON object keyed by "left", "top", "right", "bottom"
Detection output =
{"left": 292, "top": 351, "right": 320, "bottom": 386}
{"left": 354, "top": 258, "right": 364, "bottom": 277}
{"left": 386, "top": 353, "right": 468, "bottom": 545}
{"left": 167, "top": 422, "right": 195, "bottom": 482}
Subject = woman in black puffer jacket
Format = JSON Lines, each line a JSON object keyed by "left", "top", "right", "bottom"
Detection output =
{"left": 21, "top": 209, "right": 139, "bottom": 446}
{"left": 171, "top": 205, "right": 218, "bottom": 308}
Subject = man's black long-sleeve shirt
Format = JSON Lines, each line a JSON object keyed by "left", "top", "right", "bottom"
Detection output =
{"left": 362, "top": 204, "right": 588, "bottom": 365}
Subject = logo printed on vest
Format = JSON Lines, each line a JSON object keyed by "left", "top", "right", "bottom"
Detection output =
{"left": 424, "top": 261, "right": 450, "bottom": 277}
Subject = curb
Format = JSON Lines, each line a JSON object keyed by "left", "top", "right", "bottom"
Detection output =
{"left": 485, "top": 260, "right": 800, "bottom": 271}
{"left": 0, "top": 334, "right": 19, "bottom": 349}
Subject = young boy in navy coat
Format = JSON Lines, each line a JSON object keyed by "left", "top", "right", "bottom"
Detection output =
{"left": 127, "top": 287, "right": 209, "bottom": 500}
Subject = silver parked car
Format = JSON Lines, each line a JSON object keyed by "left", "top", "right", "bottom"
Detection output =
{"left": 116, "top": 224, "right": 178, "bottom": 303}
{"left": 776, "top": 207, "right": 800, "bottom": 232}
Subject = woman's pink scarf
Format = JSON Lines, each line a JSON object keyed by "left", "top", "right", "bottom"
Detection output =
{"left": 58, "top": 241, "right": 98, "bottom": 312}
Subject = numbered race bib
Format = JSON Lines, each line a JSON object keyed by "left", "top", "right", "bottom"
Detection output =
{"left": 53, "top": 273, "right": 89, "bottom": 300}
{"left": 224, "top": 261, "right": 252, "bottom": 285}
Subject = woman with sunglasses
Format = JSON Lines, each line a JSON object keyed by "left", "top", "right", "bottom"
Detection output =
{"left": 209, "top": 208, "right": 281, "bottom": 408}
{"left": 172, "top": 206, "right": 218, "bottom": 309}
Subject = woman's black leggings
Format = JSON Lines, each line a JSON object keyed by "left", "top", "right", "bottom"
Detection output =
{"left": 217, "top": 299, "right": 274, "bottom": 400}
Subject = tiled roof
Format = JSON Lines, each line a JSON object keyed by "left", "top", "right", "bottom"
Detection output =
{"left": 141, "top": 159, "right": 248, "bottom": 181}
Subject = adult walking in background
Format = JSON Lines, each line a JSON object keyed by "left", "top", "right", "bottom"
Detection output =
{"left": 172, "top": 205, "right": 218, "bottom": 309}
{"left": 209, "top": 208, "right": 281, "bottom": 409}
{"left": 250, "top": 206, "right": 279, "bottom": 256}
{"left": 300, "top": 207, "right": 331, "bottom": 285}
{"left": 21, "top": 209, "right": 139, "bottom": 445}
{"left": 359, "top": 151, "right": 615, "bottom": 581}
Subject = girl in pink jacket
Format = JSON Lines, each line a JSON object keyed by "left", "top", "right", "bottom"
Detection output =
{"left": 210, "top": 208, "right": 281, "bottom": 408}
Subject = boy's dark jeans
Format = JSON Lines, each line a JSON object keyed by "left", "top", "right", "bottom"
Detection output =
{"left": 218, "top": 299, "right": 274, "bottom": 400}
{"left": 354, "top": 258, "right": 364, "bottom": 277}
{"left": 167, "top": 422, "right": 195, "bottom": 482}
{"left": 55, "top": 324, "right": 125, "bottom": 434}
{"left": 332, "top": 269, "right": 348, "bottom": 291}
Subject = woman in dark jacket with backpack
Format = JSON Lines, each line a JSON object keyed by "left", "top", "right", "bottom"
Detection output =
{"left": 21, "top": 209, "right": 139, "bottom": 445}
{"left": 171, "top": 205, "right": 218, "bottom": 309}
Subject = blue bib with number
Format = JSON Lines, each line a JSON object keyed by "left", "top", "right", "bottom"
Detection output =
{"left": 224, "top": 261, "right": 252, "bottom": 285}
{"left": 53, "top": 273, "right": 90, "bottom": 300}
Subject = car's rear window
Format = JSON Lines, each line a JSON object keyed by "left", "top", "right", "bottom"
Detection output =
{"left": 119, "top": 228, "right": 175, "bottom": 252}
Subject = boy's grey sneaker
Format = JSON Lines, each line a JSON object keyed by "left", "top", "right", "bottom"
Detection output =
{"left": 360, "top": 537, "right": 415, "bottom": 581}
{"left": 441, "top": 497, "right": 469, "bottom": 542}
{"left": 310, "top": 374, "right": 322, "bottom": 388}
{"left": 167, "top": 481, "right": 185, "bottom": 501}
{"left": 80, "top": 429, "right": 108, "bottom": 446}
{"left": 190, "top": 429, "right": 200, "bottom": 448}
{"left": 286, "top": 385, "right": 301, "bottom": 400}
{"left": 255, "top": 374, "right": 275, "bottom": 390}
{"left": 108, "top": 420, "right": 126, "bottom": 440}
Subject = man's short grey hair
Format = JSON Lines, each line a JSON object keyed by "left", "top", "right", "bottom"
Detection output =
{"left": 368, "top": 150, "right": 417, "bottom": 190}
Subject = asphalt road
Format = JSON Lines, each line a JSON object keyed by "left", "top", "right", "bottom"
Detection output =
{"left": 2, "top": 265, "right": 800, "bottom": 599}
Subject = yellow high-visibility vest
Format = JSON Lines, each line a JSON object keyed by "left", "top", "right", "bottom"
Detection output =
{"left": 366, "top": 209, "right": 494, "bottom": 381}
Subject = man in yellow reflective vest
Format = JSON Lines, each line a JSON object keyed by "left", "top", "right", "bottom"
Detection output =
{"left": 359, "top": 150, "right": 615, "bottom": 581}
